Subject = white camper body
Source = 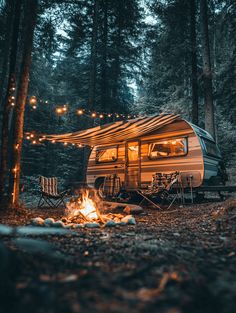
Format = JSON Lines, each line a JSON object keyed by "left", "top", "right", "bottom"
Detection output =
{"left": 86, "top": 118, "right": 224, "bottom": 191}
{"left": 43, "top": 114, "right": 225, "bottom": 191}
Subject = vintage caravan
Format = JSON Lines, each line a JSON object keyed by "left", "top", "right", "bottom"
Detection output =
{"left": 45, "top": 114, "right": 226, "bottom": 193}
{"left": 86, "top": 115, "right": 226, "bottom": 193}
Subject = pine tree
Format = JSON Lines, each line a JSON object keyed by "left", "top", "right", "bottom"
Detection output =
{"left": 8, "top": 0, "right": 38, "bottom": 207}
{"left": 190, "top": 0, "right": 199, "bottom": 125}
{"left": 0, "top": 0, "right": 22, "bottom": 206}
{"left": 200, "top": 0, "right": 215, "bottom": 138}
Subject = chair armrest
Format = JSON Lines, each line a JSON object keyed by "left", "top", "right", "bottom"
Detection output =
{"left": 59, "top": 189, "right": 71, "bottom": 196}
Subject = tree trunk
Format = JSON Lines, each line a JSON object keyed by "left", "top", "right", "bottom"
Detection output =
{"left": 190, "top": 0, "right": 199, "bottom": 125}
{"left": 0, "top": 0, "right": 22, "bottom": 206}
{"left": 0, "top": 2, "right": 15, "bottom": 110}
{"left": 101, "top": 0, "right": 108, "bottom": 112}
{"left": 88, "top": 0, "right": 99, "bottom": 111}
{"left": 112, "top": 0, "right": 122, "bottom": 111}
{"left": 200, "top": 0, "right": 215, "bottom": 138}
{"left": 8, "top": 0, "right": 38, "bottom": 208}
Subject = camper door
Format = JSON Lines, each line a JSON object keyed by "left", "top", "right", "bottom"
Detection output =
{"left": 125, "top": 140, "right": 141, "bottom": 189}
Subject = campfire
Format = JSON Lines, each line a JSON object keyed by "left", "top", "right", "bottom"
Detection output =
{"left": 32, "top": 189, "right": 137, "bottom": 229}
{"left": 67, "top": 190, "right": 101, "bottom": 221}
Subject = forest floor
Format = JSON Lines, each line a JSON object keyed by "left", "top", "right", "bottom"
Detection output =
{"left": 0, "top": 196, "right": 236, "bottom": 313}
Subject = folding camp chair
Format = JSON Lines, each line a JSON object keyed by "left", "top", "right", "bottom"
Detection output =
{"left": 38, "top": 176, "right": 69, "bottom": 209}
{"left": 137, "top": 171, "right": 183, "bottom": 209}
{"left": 102, "top": 174, "right": 121, "bottom": 199}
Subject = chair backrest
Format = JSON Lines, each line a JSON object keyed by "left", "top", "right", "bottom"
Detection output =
{"left": 103, "top": 174, "right": 121, "bottom": 197}
{"left": 39, "top": 176, "right": 58, "bottom": 195}
{"left": 151, "top": 172, "right": 180, "bottom": 191}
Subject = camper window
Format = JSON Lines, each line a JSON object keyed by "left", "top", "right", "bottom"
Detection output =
{"left": 96, "top": 146, "right": 118, "bottom": 163}
{"left": 149, "top": 138, "right": 187, "bottom": 159}
{"left": 202, "top": 138, "right": 221, "bottom": 158}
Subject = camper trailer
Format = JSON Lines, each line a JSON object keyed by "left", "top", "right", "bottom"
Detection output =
{"left": 44, "top": 114, "right": 226, "bottom": 193}
{"left": 86, "top": 115, "right": 226, "bottom": 193}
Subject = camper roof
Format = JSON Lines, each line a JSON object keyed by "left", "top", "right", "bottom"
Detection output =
{"left": 188, "top": 122, "right": 215, "bottom": 142}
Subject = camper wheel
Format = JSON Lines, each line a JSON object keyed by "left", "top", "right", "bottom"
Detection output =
{"left": 95, "top": 177, "right": 105, "bottom": 199}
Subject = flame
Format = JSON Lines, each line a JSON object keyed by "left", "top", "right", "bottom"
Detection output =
{"left": 79, "top": 191, "right": 98, "bottom": 220}
{"left": 67, "top": 190, "right": 99, "bottom": 221}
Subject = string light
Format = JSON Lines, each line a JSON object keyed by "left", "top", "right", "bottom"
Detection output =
{"left": 25, "top": 132, "right": 87, "bottom": 149}
{"left": 56, "top": 107, "right": 63, "bottom": 114}
{"left": 24, "top": 96, "right": 141, "bottom": 148}
{"left": 77, "top": 109, "right": 84, "bottom": 115}
{"left": 56, "top": 105, "right": 68, "bottom": 115}
{"left": 26, "top": 96, "right": 139, "bottom": 119}
{"left": 8, "top": 77, "right": 16, "bottom": 108}
{"left": 29, "top": 95, "right": 37, "bottom": 108}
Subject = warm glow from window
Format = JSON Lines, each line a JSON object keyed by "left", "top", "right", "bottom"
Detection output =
{"left": 149, "top": 138, "right": 187, "bottom": 159}
{"left": 96, "top": 147, "right": 117, "bottom": 163}
{"left": 128, "top": 144, "right": 139, "bottom": 161}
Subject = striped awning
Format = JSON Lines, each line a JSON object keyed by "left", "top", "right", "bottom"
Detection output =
{"left": 43, "top": 114, "right": 180, "bottom": 146}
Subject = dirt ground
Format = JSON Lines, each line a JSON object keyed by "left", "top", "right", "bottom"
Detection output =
{"left": 1, "top": 198, "right": 236, "bottom": 313}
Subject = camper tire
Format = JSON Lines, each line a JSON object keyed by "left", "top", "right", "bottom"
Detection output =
{"left": 95, "top": 178, "right": 105, "bottom": 199}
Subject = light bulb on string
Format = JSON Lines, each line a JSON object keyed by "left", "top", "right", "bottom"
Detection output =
{"left": 56, "top": 107, "right": 63, "bottom": 115}
{"left": 29, "top": 95, "right": 37, "bottom": 108}
{"left": 56, "top": 105, "right": 68, "bottom": 115}
{"left": 77, "top": 109, "right": 84, "bottom": 115}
